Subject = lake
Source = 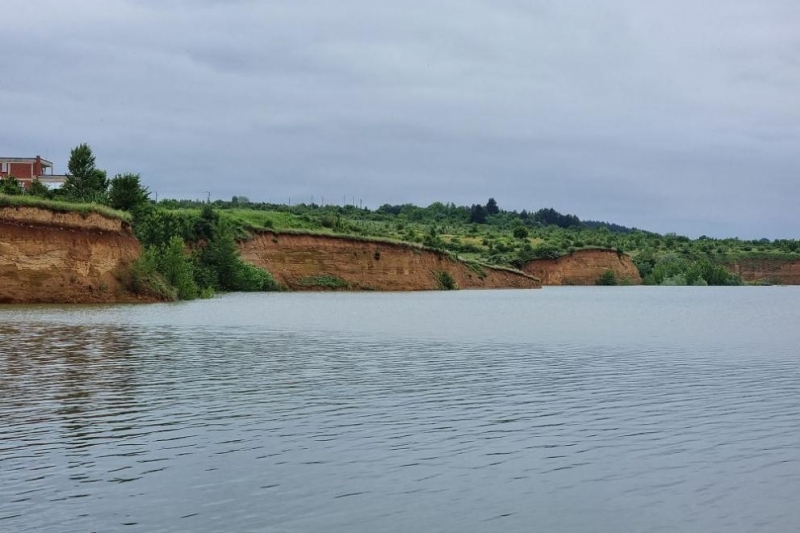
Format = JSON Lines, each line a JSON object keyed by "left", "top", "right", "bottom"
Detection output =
{"left": 1, "top": 287, "right": 799, "bottom": 532}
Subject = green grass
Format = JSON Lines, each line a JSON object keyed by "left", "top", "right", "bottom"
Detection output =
{"left": 0, "top": 194, "right": 131, "bottom": 222}
{"left": 223, "top": 209, "right": 320, "bottom": 231}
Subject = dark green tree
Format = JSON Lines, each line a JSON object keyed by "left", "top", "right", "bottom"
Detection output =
{"left": 108, "top": 173, "right": 150, "bottom": 211}
{"left": 486, "top": 197, "right": 499, "bottom": 215}
{"left": 469, "top": 204, "right": 488, "bottom": 224}
{"left": 63, "top": 143, "right": 109, "bottom": 202}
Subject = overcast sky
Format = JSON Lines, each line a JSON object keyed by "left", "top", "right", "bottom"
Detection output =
{"left": 1, "top": 0, "right": 798, "bottom": 238}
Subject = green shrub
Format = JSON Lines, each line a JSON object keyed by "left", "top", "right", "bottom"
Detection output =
{"left": 435, "top": 271, "right": 458, "bottom": 290}
{"left": 661, "top": 273, "right": 687, "bottom": 286}
{"left": 533, "top": 244, "right": 561, "bottom": 259}
{"left": 154, "top": 237, "right": 199, "bottom": 300}
{"left": 596, "top": 269, "right": 617, "bottom": 286}
{"left": 28, "top": 179, "right": 51, "bottom": 198}
{"left": 126, "top": 253, "right": 177, "bottom": 301}
{"left": 297, "top": 275, "right": 350, "bottom": 289}
{"left": 0, "top": 177, "right": 24, "bottom": 196}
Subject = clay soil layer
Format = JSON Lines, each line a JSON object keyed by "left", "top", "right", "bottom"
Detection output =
{"left": 522, "top": 248, "right": 642, "bottom": 286}
{"left": 727, "top": 258, "right": 800, "bottom": 285}
{"left": 239, "top": 231, "right": 541, "bottom": 291}
{"left": 0, "top": 206, "right": 142, "bottom": 304}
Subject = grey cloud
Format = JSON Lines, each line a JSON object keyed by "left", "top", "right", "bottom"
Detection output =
{"left": 1, "top": 0, "right": 798, "bottom": 238}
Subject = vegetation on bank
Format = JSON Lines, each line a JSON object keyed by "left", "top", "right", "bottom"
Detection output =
{"left": 0, "top": 192, "right": 131, "bottom": 222}
{"left": 2, "top": 144, "right": 279, "bottom": 301}
{"left": 6, "top": 143, "right": 799, "bottom": 293}
{"left": 154, "top": 197, "right": 798, "bottom": 286}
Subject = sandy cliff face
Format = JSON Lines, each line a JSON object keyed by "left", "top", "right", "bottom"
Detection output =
{"left": 726, "top": 258, "right": 800, "bottom": 285}
{"left": 0, "top": 206, "right": 142, "bottom": 303}
{"left": 521, "top": 248, "right": 642, "bottom": 285}
{"left": 239, "top": 231, "right": 541, "bottom": 291}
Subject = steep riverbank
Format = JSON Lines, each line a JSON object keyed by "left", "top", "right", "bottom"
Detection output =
{"left": 0, "top": 206, "right": 144, "bottom": 303}
{"left": 726, "top": 258, "right": 800, "bottom": 285}
{"left": 521, "top": 248, "right": 642, "bottom": 285}
{"left": 238, "top": 230, "right": 541, "bottom": 291}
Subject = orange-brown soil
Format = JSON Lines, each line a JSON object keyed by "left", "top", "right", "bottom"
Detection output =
{"left": 726, "top": 258, "right": 800, "bottom": 285}
{"left": 0, "top": 206, "right": 145, "bottom": 303}
{"left": 521, "top": 248, "right": 642, "bottom": 285}
{"left": 238, "top": 231, "right": 541, "bottom": 291}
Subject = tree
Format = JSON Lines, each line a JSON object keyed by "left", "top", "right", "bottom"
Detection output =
{"left": 109, "top": 173, "right": 150, "bottom": 211}
{"left": 63, "top": 143, "right": 109, "bottom": 202}
{"left": 512, "top": 225, "right": 529, "bottom": 239}
{"left": 486, "top": 197, "right": 499, "bottom": 215}
{"left": 469, "top": 204, "right": 488, "bottom": 224}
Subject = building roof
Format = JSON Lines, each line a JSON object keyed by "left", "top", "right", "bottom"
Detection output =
{"left": 0, "top": 157, "right": 54, "bottom": 167}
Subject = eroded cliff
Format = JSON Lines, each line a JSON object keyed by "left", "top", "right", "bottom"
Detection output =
{"left": 726, "top": 258, "right": 800, "bottom": 285}
{"left": 0, "top": 206, "right": 143, "bottom": 303}
{"left": 522, "top": 248, "right": 641, "bottom": 285}
{"left": 238, "top": 231, "right": 541, "bottom": 291}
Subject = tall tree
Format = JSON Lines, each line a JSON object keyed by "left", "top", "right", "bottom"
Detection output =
{"left": 486, "top": 197, "right": 499, "bottom": 215}
{"left": 108, "top": 173, "right": 150, "bottom": 211}
{"left": 63, "top": 143, "right": 109, "bottom": 202}
{"left": 469, "top": 204, "right": 488, "bottom": 224}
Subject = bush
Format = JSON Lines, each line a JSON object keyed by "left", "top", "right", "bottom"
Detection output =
{"left": 661, "top": 273, "right": 688, "bottom": 286}
{"left": 533, "top": 244, "right": 561, "bottom": 259}
{"left": 297, "top": 275, "right": 350, "bottom": 289}
{"left": 153, "top": 237, "right": 198, "bottom": 300}
{"left": 435, "top": 271, "right": 458, "bottom": 290}
{"left": 126, "top": 253, "right": 177, "bottom": 301}
{"left": 596, "top": 269, "right": 617, "bottom": 286}
{"left": 0, "top": 177, "right": 23, "bottom": 196}
{"left": 28, "top": 179, "right": 51, "bottom": 198}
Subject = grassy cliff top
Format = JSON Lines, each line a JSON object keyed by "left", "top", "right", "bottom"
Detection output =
{"left": 0, "top": 194, "right": 131, "bottom": 222}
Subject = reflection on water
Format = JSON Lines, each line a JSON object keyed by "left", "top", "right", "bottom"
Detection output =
{"left": 1, "top": 288, "right": 800, "bottom": 532}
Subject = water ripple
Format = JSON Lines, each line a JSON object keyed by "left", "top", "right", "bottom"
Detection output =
{"left": 1, "top": 289, "right": 800, "bottom": 532}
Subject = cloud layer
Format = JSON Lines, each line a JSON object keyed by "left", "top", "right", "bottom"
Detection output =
{"left": 2, "top": 0, "right": 798, "bottom": 237}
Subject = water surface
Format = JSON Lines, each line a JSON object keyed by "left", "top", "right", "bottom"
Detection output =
{"left": 1, "top": 288, "right": 799, "bottom": 532}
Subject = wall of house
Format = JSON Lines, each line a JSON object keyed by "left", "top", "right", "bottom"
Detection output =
{"left": 7, "top": 162, "right": 34, "bottom": 179}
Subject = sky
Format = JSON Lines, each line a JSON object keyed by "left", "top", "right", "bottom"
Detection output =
{"left": 1, "top": 0, "right": 798, "bottom": 238}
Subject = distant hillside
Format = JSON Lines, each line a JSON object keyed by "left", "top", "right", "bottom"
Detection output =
{"left": 155, "top": 197, "right": 800, "bottom": 285}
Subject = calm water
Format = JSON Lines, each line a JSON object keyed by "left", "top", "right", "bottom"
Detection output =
{"left": 1, "top": 288, "right": 799, "bottom": 532}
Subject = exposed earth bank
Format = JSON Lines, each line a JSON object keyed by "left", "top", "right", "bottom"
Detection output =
{"left": 521, "top": 248, "right": 642, "bottom": 285}
{"left": 238, "top": 231, "right": 541, "bottom": 291}
{"left": 0, "top": 206, "right": 144, "bottom": 304}
{"left": 726, "top": 258, "right": 800, "bottom": 285}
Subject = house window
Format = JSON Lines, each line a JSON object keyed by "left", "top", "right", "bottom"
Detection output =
{"left": 0, "top": 163, "right": 7, "bottom": 173}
